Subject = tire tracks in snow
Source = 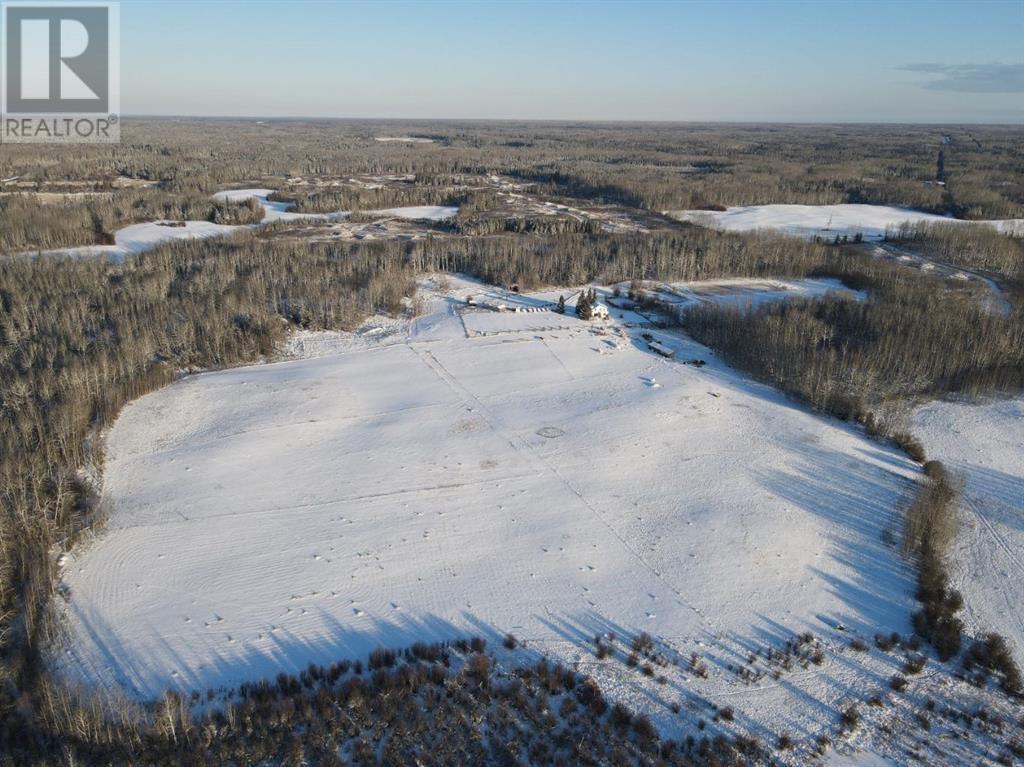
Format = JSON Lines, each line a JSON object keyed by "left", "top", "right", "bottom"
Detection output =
{"left": 408, "top": 341, "right": 713, "bottom": 632}
{"left": 964, "top": 495, "right": 1024, "bottom": 578}
{"left": 959, "top": 494, "right": 1024, "bottom": 639}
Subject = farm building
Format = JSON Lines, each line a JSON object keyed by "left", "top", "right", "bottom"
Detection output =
{"left": 648, "top": 340, "right": 675, "bottom": 358}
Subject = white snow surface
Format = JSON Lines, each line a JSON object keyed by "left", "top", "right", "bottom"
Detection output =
{"left": 655, "top": 277, "right": 865, "bottom": 311}
{"left": 213, "top": 188, "right": 457, "bottom": 223}
{"left": 60, "top": 277, "right": 922, "bottom": 722}
{"left": 912, "top": 396, "right": 1024, "bottom": 664}
{"left": 38, "top": 220, "right": 243, "bottom": 260}
{"left": 210, "top": 188, "right": 327, "bottom": 223}
{"left": 371, "top": 205, "right": 459, "bottom": 221}
{"left": 373, "top": 136, "right": 435, "bottom": 143}
{"left": 667, "top": 204, "right": 1024, "bottom": 240}
{"left": 826, "top": 753, "right": 897, "bottom": 767}
{"left": 26, "top": 189, "right": 457, "bottom": 259}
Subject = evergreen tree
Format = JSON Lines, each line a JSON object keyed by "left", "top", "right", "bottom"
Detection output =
{"left": 576, "top": 290, "right": 593, "bottom": 320}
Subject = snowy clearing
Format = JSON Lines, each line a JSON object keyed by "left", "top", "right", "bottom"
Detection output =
{"left": 38, "top": 220, "right": 243, "bottom": 260}
{"left": 373, "top": 136, "right": 435, "bottom": 143}
{"left": 826, "top": 752, "right": 897, "bottom": 767}
{"left": 58, "top": 276, "right": 925, "bottom": 745}
{"left": 912, "top": 396, "right": 1024, "bottom": 665}
{"left": 666, "top": 204, "right": 1024, "bottom": 240}
{"left": 27, "top": 189, "right": 458, "bottom": 260}
{"left": 371, "top": 204, "right": 458, "bottom": 221}
{"left": 212, "top": 188, "right": 458, "bottom": 224}
{"left": 650, "top": 277, "right": 865, "bottom": 312}
{"left": 210, "top": 188, "right": 330, "bottom": 223}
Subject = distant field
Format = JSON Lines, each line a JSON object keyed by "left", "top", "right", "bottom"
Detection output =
{"left": 667, "top": 204, "right": 1024, "bottom": 240}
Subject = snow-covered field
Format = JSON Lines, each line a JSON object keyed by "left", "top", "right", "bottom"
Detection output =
{"left": 374, "top": 136, "right": 434, "bottom": 143}
{"left": 210, "top": 188, "right": 330, "bottom": 223}
{"left": 59, "top": 278, "right": 926, "bottom": 749}
{"left": 213, "top": 187, "right": 457, "bottom": 224}
{"left": 371, "top": 204, "right": 458, "bottom": 221}
{"left": 37, "top": 220, "right": 243, "bottom": 260}
{"left": 653, "top": 277, "right": 864, "bottom": 311}
{"left": 913, "top": 397, "right": 1024, "bottom": 665}
{"left": 667, "top": 204, "right": 1024, "bottom": 240}
{"left": 27, "top": 189, "right": 458, "bottom": 259}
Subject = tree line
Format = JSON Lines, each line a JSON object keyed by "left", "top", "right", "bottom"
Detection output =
{"left": 677, "top": 251, "right": 1024, "bottom": 422}
{"left": 0, "top": 191, "right": 264, "bottom": 252}
{"left": 4, "top": 120, "right": 1021, "bottom": 221}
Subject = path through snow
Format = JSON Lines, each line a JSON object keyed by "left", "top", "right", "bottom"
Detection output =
{"left": 58, "top": 277, "right": 922, "bottom": 745}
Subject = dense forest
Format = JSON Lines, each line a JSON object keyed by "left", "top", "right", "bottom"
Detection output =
{"left": 679, "top": 251, "right": 1024, "bottom": 420}
{"left": 906, "top": 222, "right": 1024, "bottom": 290}
{"left": 0, "top": 191, "right": 264, "bottom": 252}
{"left": 3, "top": 120, "right": 1023, "bottom": 255}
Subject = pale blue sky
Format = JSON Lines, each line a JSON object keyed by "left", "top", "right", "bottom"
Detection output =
{"left": 120, "top": 0, "right": 1024, "bottom": 122}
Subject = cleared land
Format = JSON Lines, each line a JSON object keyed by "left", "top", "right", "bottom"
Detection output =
{"left": 913, "top": 397, "right": 1024, "bottom": 665}
{"left": 32, "top": 189, "right": 458, "bottom": 259}
{"left": 668, "top": 204, "right": 1024, "bottom": 239}
{"left": 60, "top": 279, "right": 921, "bottom": 744}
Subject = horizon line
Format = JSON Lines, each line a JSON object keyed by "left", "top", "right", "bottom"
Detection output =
{"left": 120, "top": 114, "right": 1024, "bottom": 127}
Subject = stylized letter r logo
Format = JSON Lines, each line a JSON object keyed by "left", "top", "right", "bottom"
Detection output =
{"left": 5, "top": 5, "right": 109, "bottom": 113}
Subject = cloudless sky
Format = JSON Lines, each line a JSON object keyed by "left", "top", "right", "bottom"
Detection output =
{"left": 120, "top": 0, "right": 1024, "bottom": 122}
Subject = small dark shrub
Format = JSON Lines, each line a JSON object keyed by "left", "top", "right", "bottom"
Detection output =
{"left": 893, "top": 431, "right": 926, "bottom": 462}
{"left": 963, "top": 633, "right": 1023, "bottom": 695}
{"left": 632, "top": 632, "right": 655, "bottom": 653}
{"left": 875, "top": 633, "right": 900, "bottom": 651}
{"left": 369, "top": 646, "right": 397, "bottom": 669}
{"left": 576, "top": 677, "right": 607, "bottom": 715}
{"left": 633, "top": 713, "right": 657, "bottom": 741}
{"left": 903, "top": 654, "right": 927, "bottom": 675}
{"left": 610, "top": 702, "right": 632, "bottom": 729}
{"left": 840, "top": 705, "right": 860, "bottom": 731}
